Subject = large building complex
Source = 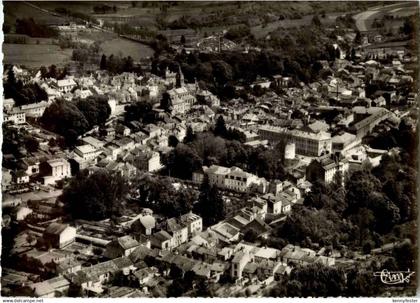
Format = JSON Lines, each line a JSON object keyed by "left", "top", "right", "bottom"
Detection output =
{"left": 258, "top": 126, "right": 332, "bottom": 157}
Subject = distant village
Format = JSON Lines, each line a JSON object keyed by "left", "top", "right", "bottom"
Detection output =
{"left": 2, "top": 4, "right": 419, "bottom": 298}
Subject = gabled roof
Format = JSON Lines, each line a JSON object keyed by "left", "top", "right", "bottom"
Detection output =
{"left": 44, "top": 223, "right": 69, "bottom": 236}
{"left": 116, "top": 236, "right": 139, "bottom": 250}
{"left": 112, "top": 256, "right": 134, "bottom": 269}
{"left": 152, "top": 230, "right": 172, "bottom": 242}
{"left": 135, "top": 215, "right": 156, "bottom": 230}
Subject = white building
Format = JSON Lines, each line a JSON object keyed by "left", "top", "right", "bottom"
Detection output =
{"left": 168, "top": 86, "right": 197, "bottom": 115}
{"left": 258, "top": 125, "right": 332, "bottom": 157}
{"left": 57, "top": 78, "right": 77, "bottom": 93}
{"left": 43, "top": 223, "right": 77, "bottom": 249}
{"left": 74, "top": 144, "right": 99, "bottom": 162}
{"left": 179, "top": 212, "right": 203, "bottom": 237}
{"left": 4, "top": 109, "right": 26, "bottom": 124}
{"left": 196, "top": 165, "right": 268, "bottom": 193}
{"left": 40, "top": 158, "right": 72, "bottom": 185}
{"left": 19, "top": 101, "right": 48, "bottom": 118}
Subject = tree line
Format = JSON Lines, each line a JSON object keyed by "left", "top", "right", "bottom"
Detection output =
{"left": 163, "top": 118, "right": 287, "bottom": 181}
{"left": 4, "top": 68, "right": 47, "bottom": 107}
{"left": 40, "top": 95, "right": 111, "bottom": 146}
{"left": 15, "top": 18, "right": 58, "bottom": 38}
{"left": 99, "top": 54, "right": 142, "bottom": 74}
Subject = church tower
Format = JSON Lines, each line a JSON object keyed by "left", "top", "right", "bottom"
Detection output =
{"left": 176, "top": 65, "right": 185, "bottom": 88}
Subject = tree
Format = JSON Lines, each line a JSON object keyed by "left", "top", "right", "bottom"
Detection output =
{"left": 304, "top": 180, "right": 331, "bottom": 209}
{"left": 168, "top": 135, "right": 179, "bottom": 147}
{"left": 195, "top": 176, "right": 226, "bottom": 226}
{"left": 400, "top": 17, "right": 415, "bottom": 37}
{"left": 40, "top": 99, "right": 90, "bottom": 146}
{"left": 48, "top": 65, "right": 58, "bottom": 79}
{"left": 290, "top": 263, "right": 346, "bottom": 297}
{"left": 100, "top": 54, "right": 107, "bottom": 70}
{"left": 214, "top": 115, "right": 227, "bottom": 137}
{"left": 23, "top": 136, "right": 39, "bottom": 153}
{"left": 167, "top": 279, "right": 185, "bottom": 297}
{"left": 286, "top": 280, "right": 302, "bottom": 297}
{"left": 166, "top": 143, "right": 203, "bottom": 179}
{"left": 40, "top": 66, "right": 48, "bottom": 79}
{"left": 160, "top": 92, "right": 172, "bottom": 112}
{"left": 354, "top": 30, "right": 362, "bottom": 45}
{"left": 184, "top": 126, "right": 196, "bottom": 143}
{"left": 362, "top": 240, "right": 374, "bottom": 254}
{"left": 123, "top": 56, "right": 134, "bottom": 72}
{"left": 180, "top": 34, "right": 186, "bottom": 45}
{"left": 61, "top": 169, "right": 128, "bottom": 220}
{"left": 312, "top": 15, "right": 321, "bottom": 27}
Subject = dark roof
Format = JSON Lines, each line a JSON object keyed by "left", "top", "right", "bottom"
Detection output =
{"left": 44, "top": 223, "right": 69, "bottom": 235}
{"left": 116, "top": 236, "right": 139, "bottom": 250}
{"left": 112, "top": 256, "right": 134, "bottom": 269}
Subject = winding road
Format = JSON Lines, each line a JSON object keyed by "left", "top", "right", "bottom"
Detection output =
{"left": 353, "top": 2, "right": 419, "bottom": 32}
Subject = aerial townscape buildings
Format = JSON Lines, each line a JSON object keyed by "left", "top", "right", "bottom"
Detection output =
{"left": 1, "top": 0, "right": 418, "bottom": 299}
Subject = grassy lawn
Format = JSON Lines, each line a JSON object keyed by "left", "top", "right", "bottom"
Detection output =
{"left": 3, "top": 43, "right": 73, "bottom": 69}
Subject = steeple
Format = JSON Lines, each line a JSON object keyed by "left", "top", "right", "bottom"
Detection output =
{"left": 176, "top": 65, "right": 184, "bottom": 88}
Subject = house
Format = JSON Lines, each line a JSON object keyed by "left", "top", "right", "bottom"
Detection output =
{"left": 66, "top": 260, "right": 120, "bottom": 295}
{"left": 16, "top": 206, "right": 33, "bottom": 221}
{"left": 373, "top": 96, "right": 386, "bottom": 107}
{"left": 231, "top": 250, "right": 253, "bottom": 280}
{"left": 132, "top": 149, "right": 161, "bottom": 172}
{"left": 74, "top": 144, "right": 99, "bottom": 162}
{"left": 105, "top": 236, "right": 140, "bottom": 259}
{"left": 192, "top": 262, "right": 212, "bottom": 279}
{"left": 164, "top": 217, "right": 188, "bottom": 247}
{"left": 19, "top": 101, "right": 48, "bottom": 118}
{"left": 331, "top": 132, "right": 358, "bottom": 153}
{"left": 4, "top": 109, "right": 26, "bottom": 125}
{"left": 198, "top": 165, "right": 268, "bottom": 193}
{"left": 56, "top": 258, "right": 82, "bottom": 275}
{"left": 150, "top": 230, "right": 173, "bottom": 251}
{"left": 242, "top": 218, "right": 272, "bottom": 239}
{"left": 134, "top": 267, "right": 157, "bottom": 286}
{"left": 2, "top": 169, "right": 12, "bottom": 191}
{"left": 131, "top": 213, "right": 156, "bottom": 236}
{"left": 112, "top": 256, "right": 136, "bottom": 275}
{"left": 263, "top": 194, "right": 282, "bottom": 215}
{"left": 22, "top": 157, "right": 40, "bottom": 176}
{"left": 30, "top": 275, "right": 70, "bottom": 298}
{"left": 3, "top": 98, "right": 15, "bottom": 112}
{"left": 211, "top": 222, "right": 240, "bottom": 243}
{"left": 81, "top": 136, "right": 105, "bottom": 150}
{"left": 39, "top": 158, "right": 71, "bottom": 185}
{"left": 179, "top": 212, "right": 202, "bottom": 238}
{"left": 106, "top": 161, "right": 137, "bottom": 179}
{"left": 11, "top": 170, "right": 30, "bottom": 184}
{"left": 306, "top": 155, "right": 349, "bottom": 184}
{"left": 43, "top": 223, "right": 76, "bottom": 249}
{"left": 57, "top": 78, "right": 76, "bottom": 93}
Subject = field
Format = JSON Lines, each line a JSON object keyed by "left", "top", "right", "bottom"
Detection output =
{"left": 77, "top": 29, "right": 155, "bottom": 60}
{"left": 4, "top": 1, "right": 67, "bottom": 26}
{"left": 354, "top": 1, "right": 419, "bottom": 32}
{"left": 3, "top": 44, "right": 73, "bottom": 68}
{"left": 100, "top": 38, "right": 154, "bottom": 61}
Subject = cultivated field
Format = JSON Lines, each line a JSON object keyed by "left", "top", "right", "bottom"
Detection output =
{"left": 4, "top": 1, "right": 67, "bottom": 26}
{"left": 100, "top": 38, "right": 155, "bottom": 61}
{"left": 3, "top": 44, "right": 73, "bottom": 68}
